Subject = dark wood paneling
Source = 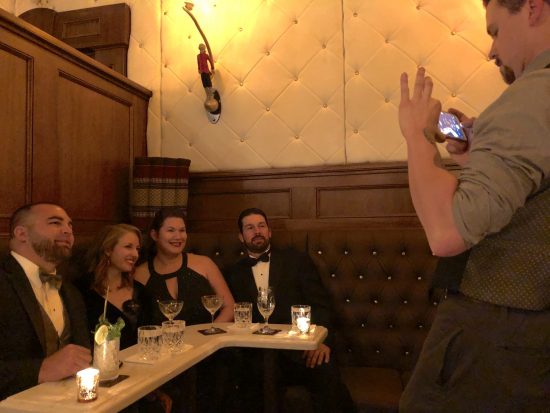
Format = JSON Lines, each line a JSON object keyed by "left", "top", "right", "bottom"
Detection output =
{"left": 187, "top": 162, "right": 430, "bottom": 233}
{"left": 188, "top": 190, "right": 291, "bottom": 221}
{"left": 0, "top": 8, "right": 150, "bottom": 240}
{"left": 0, "top": 44, "right": 31, "bottom": 231}
{"left": 56, "top": 72, "right": 131, "bottom": 220}
{"left": 317, "top": 185, "right": 415, "bottom": 218}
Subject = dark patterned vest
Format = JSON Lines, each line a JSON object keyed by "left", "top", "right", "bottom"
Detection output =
{"left": 38, "top": 302, "right": 72, "bottom": 356}
{"left": 460, "top": 182, "right": 550, "bottom": 310}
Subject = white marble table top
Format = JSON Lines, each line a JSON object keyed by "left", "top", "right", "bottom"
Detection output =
{"left": 0, "top": 323, "right": 327, "bottom": 413}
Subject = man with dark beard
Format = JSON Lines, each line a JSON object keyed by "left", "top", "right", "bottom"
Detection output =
{"left": 398, "top": 0, "right": 550, "bottom": 411}
{"left": 0, "top": 203, "right": 91, "bottom": 400}
{"left": 224, "top": 208, "right": 356, "bottom": 413}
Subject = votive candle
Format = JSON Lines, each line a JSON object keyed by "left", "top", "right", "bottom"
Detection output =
{"left": 76, "top": 367, "right": 99, "bottom": 402}
{"left": 297, "top": 316, "right": 311, "bottom": 334}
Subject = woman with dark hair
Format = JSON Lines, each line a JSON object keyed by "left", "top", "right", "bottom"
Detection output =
{"left": 134, "top": 207, "right": 234, "bottom": 325}
{"left": 134, "top": 208, "right": 236, "bottom": 413}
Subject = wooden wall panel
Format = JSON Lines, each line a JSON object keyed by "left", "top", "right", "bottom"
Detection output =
{"left": 19, "top": 4, "right": 131, "bottom": 75}
{"left": 187, "top": 163, "right": 423, "bottom": 233}
{"left": 0, "top": 9, "right": 151, "bottom": 240}
{"left": 54, "top": 72, "right": 132, "bottom": 221}
{"left": 186, "top": 162, "right": 458, "bottom": 234}
{"left": 188, "top": 190, "right": 291, "bottom": 222}
{"left": 0, "top": 44, "right": 31, "bottom": 232}
{"left": 317, "top": 185, "right": 415, "bottom": 218}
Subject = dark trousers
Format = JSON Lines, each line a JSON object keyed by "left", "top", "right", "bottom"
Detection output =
{"left": 200, "top": 72, "right": 212, "bottom": 88}
{"left": 400, "top": 294, "right": 550, "bottom": 413}
{"left": 237, "top": 348, "right": 356, "bottom": 413}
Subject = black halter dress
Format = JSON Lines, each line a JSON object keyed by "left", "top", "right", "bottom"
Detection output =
{"left": 142, "top": 253, "right": 214, "bottom": 326}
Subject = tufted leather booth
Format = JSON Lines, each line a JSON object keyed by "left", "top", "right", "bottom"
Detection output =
{"left": 186, "top": 228, "right": 438, "bottom": 412}
{"left": 0, "top": 226, "right": 438, "bottom": 411}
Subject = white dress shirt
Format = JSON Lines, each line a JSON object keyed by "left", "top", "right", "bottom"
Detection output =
{"left": 11, "top": 251, "right": 65, "bottom": 336}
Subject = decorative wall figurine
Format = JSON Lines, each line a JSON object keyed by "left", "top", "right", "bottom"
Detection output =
{"left": 197, "top": 43, "right": 214, "bottom": 91}
{"left": 183, "top": 2, "right": 221, "bottom": 124}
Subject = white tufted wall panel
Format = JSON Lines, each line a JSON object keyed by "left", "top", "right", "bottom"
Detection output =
{"left": 8, "top": 0, "right": 506, "bottom": 172}
{"left": 0, "top": 0, "right": 13, "bottom": 12}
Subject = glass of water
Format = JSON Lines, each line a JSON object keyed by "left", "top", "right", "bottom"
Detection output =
{"left": 162, "top": 320, "right": 186, "bottom": 354}
{"left": 138, "top": 325, "right": 162, "bottom": 361}
{"left": 234, "top": 302, "right": 253, "bottom": 328}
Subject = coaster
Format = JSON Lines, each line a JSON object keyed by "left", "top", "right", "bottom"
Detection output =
{"left": 253, "top": 328, "right": 281, "bottom": 336}
{"left": 99, "top": 374, "right": 129, "bottom": 388}
{"left": 198, "top": 328, "right": 227, "bottom": 335}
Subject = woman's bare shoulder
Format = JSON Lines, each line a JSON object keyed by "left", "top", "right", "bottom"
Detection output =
{"left": 187, "top": 253, "right": 217, "bottom": 277}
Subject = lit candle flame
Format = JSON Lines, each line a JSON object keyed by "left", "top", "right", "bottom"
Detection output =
{"left": 297, "top": 316, "right": 310, "bottom": 334}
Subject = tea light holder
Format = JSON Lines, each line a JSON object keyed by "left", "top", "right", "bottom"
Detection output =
{"left": 76, "top": 367, "right": 99, "bottom": 402}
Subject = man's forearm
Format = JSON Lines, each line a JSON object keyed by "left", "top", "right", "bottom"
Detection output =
{"left": 407, "top": 133, "right": 466, "bottom": 256}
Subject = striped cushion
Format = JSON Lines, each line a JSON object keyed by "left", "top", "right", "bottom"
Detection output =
{"left": 131, "top": 157, "right": 191, "bottom": 229}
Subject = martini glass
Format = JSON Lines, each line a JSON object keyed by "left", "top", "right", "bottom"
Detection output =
{"left": 201, "top": 295, "right": 224, "bottom": 333}
{"left": 158, "top": 300, "right": 183, "bottom": 323}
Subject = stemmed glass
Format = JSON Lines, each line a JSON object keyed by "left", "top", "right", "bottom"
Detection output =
{"left": 256, "top": 286, "right": 276, "bottom": 334}
{"left": 158, "top": 300, "right": 183, "bottom": 323}
{"left": 201, "top": 295, "right": 224, "bottom": 334}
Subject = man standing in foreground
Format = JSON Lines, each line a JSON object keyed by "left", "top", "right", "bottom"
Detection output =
{"left": 225, "top": 208, "right": 356, "bottom": 413}
{"left": 398, "top": 0, "right": 550, "bottom": 411}
{"left": 0, "top": 203, "right": 91, "bottom": 400}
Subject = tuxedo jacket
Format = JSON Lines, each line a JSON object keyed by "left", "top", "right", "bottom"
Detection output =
{"left": 0, "top": 254, "right": 89, "bottom": 400}
{"left": 224, "top": 248, "right": 335, "bottom": 346}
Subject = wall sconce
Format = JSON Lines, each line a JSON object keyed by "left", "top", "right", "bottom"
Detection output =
{"left": 183, "top": 1, "right": 222, "bottom": 124}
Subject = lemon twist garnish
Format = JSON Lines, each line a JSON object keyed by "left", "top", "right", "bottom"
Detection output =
{"left": 94, "top": 324, "right": 109, "bottom": 345}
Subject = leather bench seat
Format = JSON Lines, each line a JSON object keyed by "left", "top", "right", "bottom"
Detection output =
{"left": 186, "top": 229, "right": 438, "bottom": 412}
{"left": 342, "top": 367, "right": 402, "bottom": 412}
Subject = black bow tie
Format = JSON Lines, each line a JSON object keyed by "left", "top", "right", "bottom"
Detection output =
{"left": 39, "top": 271, "right": 62, "bottom": 290}
{"left": 243, "top": 251, "right": 270, "bottom": 267}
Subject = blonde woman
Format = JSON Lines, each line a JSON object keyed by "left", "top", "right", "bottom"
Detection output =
{"left": 79, "top": 224, "right": 171, "bottom": 413}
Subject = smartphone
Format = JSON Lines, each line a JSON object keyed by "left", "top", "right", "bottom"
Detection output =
{"left": 438, "top": 112, "right": 467, "bottom": 142}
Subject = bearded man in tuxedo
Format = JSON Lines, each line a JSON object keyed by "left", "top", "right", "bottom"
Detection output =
{"left": 224, "top": 207, "right": 356, "bottom": 413}
{"left": 0, "top": 203, "right": 91, "bottom": 400}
